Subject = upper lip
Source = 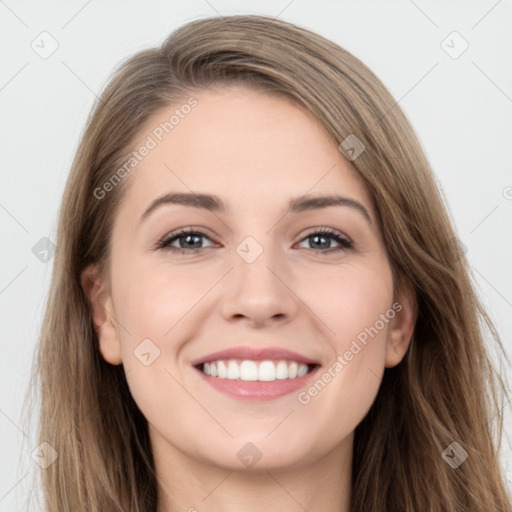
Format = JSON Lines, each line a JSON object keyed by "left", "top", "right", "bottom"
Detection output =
{"left": 190, "top": 346, "right": 321, "bottom": 366}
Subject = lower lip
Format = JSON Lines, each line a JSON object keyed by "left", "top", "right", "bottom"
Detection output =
{"left": 193, "top": 365, "right": 321, "bottom": 401}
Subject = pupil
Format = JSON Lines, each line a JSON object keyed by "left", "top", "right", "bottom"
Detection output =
{"left": 181, "top": 234, "right": 202, "bottom": 248}
{"left": 311, "top": 234, "right": 329, "bottom": 249}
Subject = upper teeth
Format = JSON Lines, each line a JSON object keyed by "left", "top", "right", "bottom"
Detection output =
{"left": 202, "top": 360, "right": 311, "bottom": 381}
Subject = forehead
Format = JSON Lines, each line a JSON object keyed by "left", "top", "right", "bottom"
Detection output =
{"left": 119, "top": 85, "right": 372, "bottom": 219}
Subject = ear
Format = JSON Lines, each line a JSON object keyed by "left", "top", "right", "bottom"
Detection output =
{"left": 385, "top": 277, "right": 417, "bottom": 368}
{"left": 81, "top": 264, "right": 123, "bottom": 365}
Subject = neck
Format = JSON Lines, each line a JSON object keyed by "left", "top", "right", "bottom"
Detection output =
{"left": 152, "top": 429, "right": 353, "bottom": 512}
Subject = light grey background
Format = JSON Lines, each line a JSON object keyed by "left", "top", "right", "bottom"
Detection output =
{"left": 1, "top": 1, "right": 511, "bottom": 509}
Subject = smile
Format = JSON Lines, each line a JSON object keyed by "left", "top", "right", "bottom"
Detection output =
{"left": 193, "top": 361, "right": 321, "bottom": 401}
{"left": 191, "top": 345, "right": 321, "bottom": 400}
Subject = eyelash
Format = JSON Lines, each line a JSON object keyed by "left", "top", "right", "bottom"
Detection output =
{"left": 155, "top": 227, "right": 354, "bottom": 255}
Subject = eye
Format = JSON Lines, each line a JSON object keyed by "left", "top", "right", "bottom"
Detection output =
{"left": 155, "top": 227, "right": 216, "bottom": 254}
{"left": 155, "top": 226, "right": 353, "bottom": 255}
{"left": 296, "top": 228, "right": 353, "bottom": 253}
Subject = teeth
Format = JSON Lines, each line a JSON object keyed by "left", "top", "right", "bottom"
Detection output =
{"left": 200, "top": 360, "right": 312, "bottom": 381}
{"left": 227, "top": 361, "right": 239, "bottom": 379}
{"left": 218, "top": 361, "right": 227, "bottom": 379}
{"left": 240, "top": 360, "right": 258, "bottom": 381}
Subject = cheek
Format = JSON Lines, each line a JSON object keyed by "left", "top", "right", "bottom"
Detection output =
{"left": 295, "top": 263, "right": 392, "bottom": 409}
{"left": 112, "top": 262, "right": 204, "bottom": 424}
{"left": 111, "top": 261, "right": 222, "bottom": 413}
{"left": 300, "top": 262, "right": 393, "bottom": 342}
{"left": 112, "top": 261, "right": 214, "bottom": 346}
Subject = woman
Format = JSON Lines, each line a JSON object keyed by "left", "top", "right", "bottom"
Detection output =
{"left": 33, "top": 14, "right": 511, "bottom": 512}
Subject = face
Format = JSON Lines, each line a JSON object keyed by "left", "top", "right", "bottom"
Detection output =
{"left": 83, "top": 84, "right": 415, "bottom": 474}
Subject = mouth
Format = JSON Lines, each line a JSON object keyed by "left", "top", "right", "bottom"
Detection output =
{"left": 190, "top": 346, "right": 322, "bottom": 401}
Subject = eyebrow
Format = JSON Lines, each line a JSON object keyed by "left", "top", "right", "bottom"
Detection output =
{"left": 139, "top": 192, "right": 372, "bottom": 225}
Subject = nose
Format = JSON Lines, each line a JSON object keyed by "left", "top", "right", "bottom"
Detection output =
{"left": 220, "top": 244, "right": 299, "bottom": 328}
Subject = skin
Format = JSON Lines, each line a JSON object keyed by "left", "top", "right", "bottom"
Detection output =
{"left": 82, "top": 84, "right": 417, "bottom": 512}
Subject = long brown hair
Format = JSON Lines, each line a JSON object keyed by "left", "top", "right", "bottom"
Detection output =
{"left": 28, "top": 14, "right": 511, "bottom": 511}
